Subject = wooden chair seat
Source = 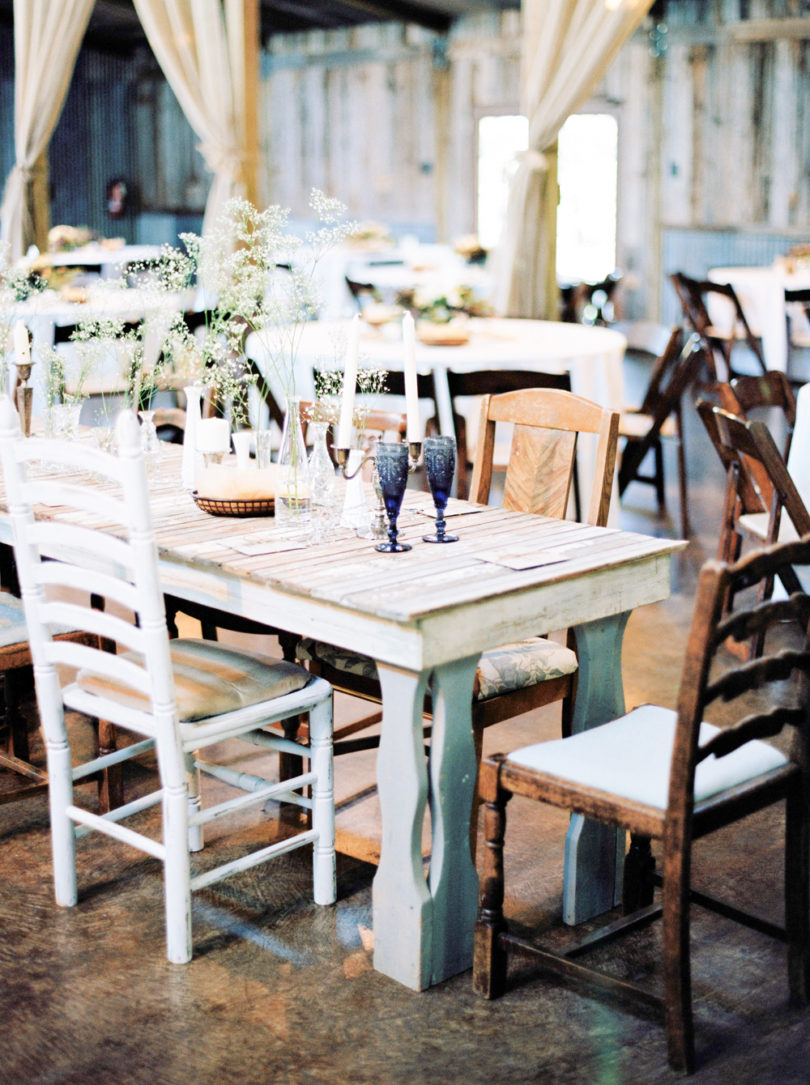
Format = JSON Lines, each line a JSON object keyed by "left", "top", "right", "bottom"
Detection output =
{"left": 473, "top": 537, "right": 810, "bottom": 1073}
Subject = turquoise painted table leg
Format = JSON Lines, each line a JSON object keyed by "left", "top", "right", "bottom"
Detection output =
{"left": 427, "top": 655, "right": 480, "bottom": 985}
{"left": 562, "top": 612, "right": 630, "bottom": 925}
{"left": 373, "top": 663, "right": 432, "bottom": 989}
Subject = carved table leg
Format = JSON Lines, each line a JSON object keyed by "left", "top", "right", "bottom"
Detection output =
{"left": 563, "top": 612, "right": 630, "bottom": 925}
{"left": 373, "top": 662, "right": 432, "bottom": 989}
{"left": 426, "top": 655, "right": 480, "bottom": 985}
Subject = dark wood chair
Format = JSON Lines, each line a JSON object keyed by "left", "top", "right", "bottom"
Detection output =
{"left": 559, "top": 271, "right": 622, "bottom": 325}
{"left": 715, "top": 370, "right": 796, "bottom": 460}
{"left": 696, "top": 401, "right": 810, "bottom": 658}
{"left": 0, "top": 591, "right": 119, "bottom": 810}
{"left": 473, "top": 535, "right": 810, "bottom": 1074}
{"left": 670, "top": 271, "right": 766, "bottom": 380}
{"left": 785, "top": 286, "right": 810, "bottom": 379}
{"left": 297, "top": 388, "right": 620, "bottom": 849}
{"left": 617, "top": 329, "right": 707, "bottom": 538}
{"left": 445, "top": 368, "right": 572, "bottom": 499}
{"left": 344, "top": 276, "right": 381, "bottom": 310}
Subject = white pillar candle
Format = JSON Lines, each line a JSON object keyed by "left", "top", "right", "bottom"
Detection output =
{"left": 402, "top": 311, "right": 421, "bottom": 442}
{"left": 195, "top": 417, "right": 231, "bottom": 453}
{"left": 232, "top": 429, "right": 254, "bottom": 471}
{"left": 337, "top": 313, "right": 360, "bottom": 449}
{"left": 14, "top": 321, "right": 30, "bottom": 366}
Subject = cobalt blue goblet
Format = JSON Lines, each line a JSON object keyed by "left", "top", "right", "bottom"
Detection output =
{"left": 374, "top": 442, "right": 412, "bottom": 553}
{"left": 422, "top": 435, "right": 459, "bottom": 543}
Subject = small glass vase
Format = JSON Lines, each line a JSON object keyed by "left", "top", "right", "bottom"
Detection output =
{"left": 48, "top": 402, "right": 83, "bottom": 440}
{"left": 307, "top": 421, "right": 337, "bottom": 544}
{"left": 276, "top": 396, "right": 311, "bottom": 536}
{"left": 139, "top": 409, "right": 162, "bottom": 470}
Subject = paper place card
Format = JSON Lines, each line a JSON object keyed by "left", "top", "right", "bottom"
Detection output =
{"left": 475, "top": 547, "right": 570, "bottom": 571}
{"left": 412, "top": 498, "right": 487, "bottom": 518}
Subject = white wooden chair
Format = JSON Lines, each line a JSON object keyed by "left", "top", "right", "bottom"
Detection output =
{"left": 0, "top": 400, "right": 335, "bottom": 964}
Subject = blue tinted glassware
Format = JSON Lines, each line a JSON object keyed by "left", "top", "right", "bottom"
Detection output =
{"left": 374, "top": 442, "right": 412, "bottom": 553}
{"left": 422, "top": 436, "right": 458, "bottom": 543}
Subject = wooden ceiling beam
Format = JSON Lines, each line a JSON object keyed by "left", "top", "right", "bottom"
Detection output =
{"left": 260, "top": 0, "right": 452, "bottom": 35}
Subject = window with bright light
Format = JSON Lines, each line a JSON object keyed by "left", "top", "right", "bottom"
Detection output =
{"left": 476, "top": 112, "right": 618, "bottom": 284}
{"left": 556, "top": 113, "right": 618, "bottom": 284}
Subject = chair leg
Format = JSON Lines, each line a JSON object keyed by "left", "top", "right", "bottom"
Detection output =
{"left": 162, "top": 782, "right": 193, "bottom": 964}
{"left": 623, "top": 834, "right": 656, "bottom": 914}
{"left": 653, "top": 439, "right": 666, "bottom": 509}
{"left": 308, "top": 695, "right": 336, "bottom": 906}
{"left": 785, "top": 776, "right": 810, "bottom": 1002}
{"left": 472, "top": 756, "right": 510, "bottom": 999}
{"left": 675, "top": 410, "right": 690, "bottom": 538}
{"left": 3, "top": 668, "right": 31, "bottom": 763}
{"left": 662, "top": 845, "right": 695, "bottom": 1073}
{"left": 96, "top": 718, "right": 123, "bottom": 813}
{"left": 185, "top": 752, "right": 203, "bottom": 852}
{"left": 279, "top": 713, "right": 310, "bottom": 827}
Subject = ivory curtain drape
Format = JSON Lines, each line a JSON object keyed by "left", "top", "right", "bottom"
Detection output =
{"left": 132, "top": 0, "right": 260, "bottom": 234}
{"left": 0, "top": 0, "right": 95, "bottom": 262}
{"left": 493, "top": 0, "right": 654, "bottom": 319}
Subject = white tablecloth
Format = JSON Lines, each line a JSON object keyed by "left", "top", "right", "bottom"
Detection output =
{"left": 708, "top": 264, "right": 810, "bottom": 372}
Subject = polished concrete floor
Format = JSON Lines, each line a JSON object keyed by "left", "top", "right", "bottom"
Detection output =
{"left": 2, "top": 351, "right": 810, "bottom": 1084}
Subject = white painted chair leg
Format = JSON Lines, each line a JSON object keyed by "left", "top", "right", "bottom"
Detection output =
{"left": 184, "top": 751, "right": 203, "bottom": 853}
{"left": 163, "top": 784, "right": 193, "bottom": 964}
{"left": 47, "top": 738, "right": 78, "bottom": 908}
{"left": 308, "top": 693, "right": 336, "bottom": 906}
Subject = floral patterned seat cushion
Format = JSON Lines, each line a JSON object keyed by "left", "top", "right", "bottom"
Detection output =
{"left": 296, "top": 636, "right": 577, "bottom": 702}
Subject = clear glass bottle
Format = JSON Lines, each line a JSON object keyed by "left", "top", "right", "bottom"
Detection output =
{"left": 276, "top": 396, "right": 311, "bottom": 536}
{"left": 307, "top": 421, "right": 337, "bottom": 543}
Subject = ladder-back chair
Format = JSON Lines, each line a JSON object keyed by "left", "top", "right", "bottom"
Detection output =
{"left": 474, "top": 536, "right": 810, "bottom": 1073}
{"left": 0, "top": 402, "right": 335, "bottom": 963}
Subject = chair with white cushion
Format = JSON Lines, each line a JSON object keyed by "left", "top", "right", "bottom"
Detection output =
{"left": 473, "top": 536, "right": 810, "bottom": 1073}
{"left": 0, "top": 401, "right": 335, "bottom": 963}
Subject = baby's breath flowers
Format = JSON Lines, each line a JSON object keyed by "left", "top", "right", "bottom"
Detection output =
{"left": 311, "top": 365, "right": 388, "bottom": 436}
{"left": 149, "top": 190, "right": 357, "bottom": 422}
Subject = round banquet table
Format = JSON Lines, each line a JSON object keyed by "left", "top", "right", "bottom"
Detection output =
{"left": 247, "top": 316, "right": 627, "bottom": 438}
{"left": 246, "top": 316, "right": 627, "bottom": 517}
{"left": 708, "top": 264, "right": 810, "bottom": 372}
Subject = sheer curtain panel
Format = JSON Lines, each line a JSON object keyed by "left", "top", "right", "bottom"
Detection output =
{"left": 0, "top": 0, "right": 95, "bottom": 261}
{"left": 493, "top": 0, "right": 654, "bottom": 320}
{"left": 132, "top": 0, "right": 260, "bottom": 234}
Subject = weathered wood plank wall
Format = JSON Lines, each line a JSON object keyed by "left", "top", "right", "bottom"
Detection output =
{"left": 0, "top": 3, "right": 807, "bottom": 322}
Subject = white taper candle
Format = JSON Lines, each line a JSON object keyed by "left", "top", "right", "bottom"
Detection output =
{"left": 14, "top": 321, "right": 30, "bottom": 366}
{"left": 337, "top": 313, "right": 360, "bottom": 449}
{"left": 402, "top": 311, "right": 421, "bottom": 442}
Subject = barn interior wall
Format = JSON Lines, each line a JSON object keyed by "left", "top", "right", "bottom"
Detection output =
{"left": 0, "top": 4, "right": 808, "bottom": 322}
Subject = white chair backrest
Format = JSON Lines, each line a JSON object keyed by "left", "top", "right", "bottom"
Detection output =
{"left": 0, "top": 399, "right": 177, "bottom": 741}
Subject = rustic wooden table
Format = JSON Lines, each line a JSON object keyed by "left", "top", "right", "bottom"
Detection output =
{"left": 0, "top": 442, "right": 684, "bottom": 990}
